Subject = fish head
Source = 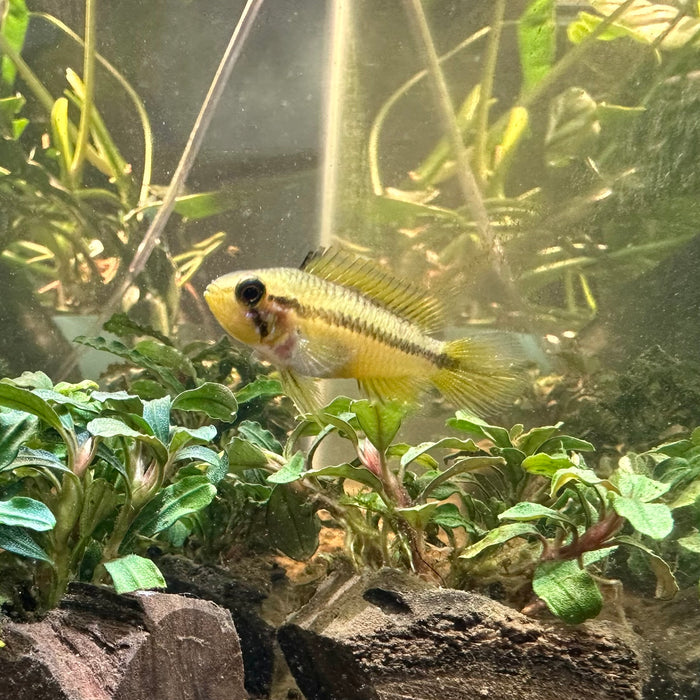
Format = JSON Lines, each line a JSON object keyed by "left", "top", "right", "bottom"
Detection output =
{"left": 204, "top": 269, "right": 293, "bottom": 348}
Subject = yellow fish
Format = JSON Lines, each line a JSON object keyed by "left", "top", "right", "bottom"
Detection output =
{"left": 204, "top": 248, "right": 518, "bottom": 414}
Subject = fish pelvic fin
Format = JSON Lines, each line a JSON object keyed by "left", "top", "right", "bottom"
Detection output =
{"left": 432, "top": 336, "right": 521, "bottom": 415}
{"left": 279, "top": 369, "right": 321, "bottom": 416}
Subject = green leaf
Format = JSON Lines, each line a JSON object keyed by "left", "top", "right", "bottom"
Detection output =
{"left": 79, "top": 479, "right": 119, "bottom": 540}
{"left": 169, "top": 425, "right": 217, "bottom": 454}
{"left": 0, "top": 0, "right": 29, "bottom": 89}
{"left": 309, "top": 463, "right": 383, "bottom": 492}
{"left": 235, "top": 377, "right": 282, "bottom": 404}
{"left": 237, "top": 420, "right": 282, "bottom": 453}
{"left": 143, "top": 396, "right": 172, "bottom": 445}
{"left": 540, "top": 435, "right": 595, "bottom": 453}
{"left": 522, "top": 453, "right": 576, "bottom": 477}
{"left": 122, "top": 476, "right": 217, "bottom": 547}
{"left": 102, "top": 313, "right": 174, "bottom": 344}
{"left": 614, "top": 535, "right": 678, "bottom": 599}
{"left": 175, "top": 446, "right": 227, "bottom": 484}
{"left": 447, "top": 412, "right": 512, "bottom": 448}
{"left": 134, "top": 340, "right": 197, "bottom": 380}
{"left": 0, "top": 409, "right": 38, "bottom": 468}
{"left": 514, "top": 424, "right": 561, "bottom": 455}
{"left": 460, "top": 522, "right": 540, "bottom": 559}
{"left": 104, "top": 555, "right": 166, "bottom": 594}
{"left": 171, "top": 190, "right": 238, "bottom": 220}
{"left": 396, "top": 502, "right": 439, "bottom": 529}
{"left": 10, "top": 371, "right": 53, "bottom": 390}
{"left": 172, "top": 383, "right": 237, "bottom": 421}
{"left": 266, "top": 484, "right": 320, "bottom": 560}
{"left": 351, "top": 399, "right": 405, "bottom": 453}
{"left": 610, "top": 495, "right": 673, "bottom": 539}
{"left": 533, "top": 559, "right": 603, "bottom": 624}
{"left": 677, "top": 532, "right": 700, "bottom": 555}
{"left": 226, "top": 438, "right": 269, "bottom": 471}
{"left": 387, "top": 443, "right": 439, "bottom": 469}
{"left": 550, "top": 466, "right": 616, "bottom": 496}
{"left": 616, "top": 472, "right": 670, "bottom": 502}
{"left": 90, "top": 390, "right": 144, "bottom": 414}
{"left": 518, "top": 0, "right": 556, "bottom": 92}
{"left": 268, "top": 452, "right": 306, "bottom": 484}
{"left": 4, "top": 447, "right": 71, "bottom": 475}
{"left": 400, "top": 437, "right": 479, "bottom": 468}
{"left": 87, "top": 417, "right": 168, "bottom": 464}
{"left": 431, "top": 502, "right": 473, "bottom": 531}
{"left": 499, "top": 501, "right": 575, "bottom": 527}
{"left": 0, "top": 524, "right": 52, "bottom": 562}
{"left": 0, "top": 497, "right": 55, "bottom": 531}
{"left": 0, "top": 383, "right": 65, "bottom": 434}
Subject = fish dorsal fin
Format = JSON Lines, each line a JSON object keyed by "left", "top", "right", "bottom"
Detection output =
{"left": 300, "top": 247, "right": 444, "bottom": 333}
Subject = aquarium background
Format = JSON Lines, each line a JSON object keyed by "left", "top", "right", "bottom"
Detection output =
{"left": 2, "top": 0, "right": 700, "bottom": 697}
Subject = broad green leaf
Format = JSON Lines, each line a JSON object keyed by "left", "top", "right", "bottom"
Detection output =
{"left": 614, "top": 535, "right": 678, "bottom": 598}
{"left": 237, "top": 420, "right": 282, "bottom": 453}
{"left": 533, "top": 559, "right": 602, "bottom": 624}
{"left": 616, "top": 472, "right": 670, "bottom": 502}
{"left": 309, "top": 463, "right": 383, "bottom": 492}
{"left": 460, "top": 522, "right": 540, "bottom": 559}
{"left": 102, "top": 313, "right": 173, "bottom": 345}
{"left": 90, "top": 391, "right": 144, "bottom": 414}
{"left": 134, "top": 340, "right": 197, "bottom": 380}
{"left": 143, "top": 396, "right": 172, "bottom": 445}
{"left": 419, "top": 456, "right": 506, "bottom": 500}
{"left": 235, "top": 377, "right": 282, "bottom": 404}
{"left": 677, "top": 532, "right": 700, "bottom": 555}
{"left": 522, "top": 453, "right": 576, "bottom": 477}
{"left": 266, "top": 484, "right": 320, "bottom": 561}
{"left": 10, "top": 371, "right": 53, "bottom": 390}
{"left": 499, "top": 501, "right": 575, "bottom": 527}
{"left": 0, "top": 497, "right": 55, "bottom": 531}
{"left": 0, "top": 383, "right": 64, "bottom": 434}
{"left": 0, "top": 409, "right": 38, "bottom": 468}
{"left": 226, "top": 438, "right": 269, "bottom": 471}
{"left": 610, "top": 495, "right": 673, "bottom": 539}
{"left": 87, "top": 417, "right": 168, "bottom": 464}
{"left": 123, "top": 476, "right": 217, "bottom": 547}
{"left": 32, "top": 388, "right": 98, "bottom": 413}
{"left": 318, "top": 413, "right": 359, "bottom": 448}
{"left": 172, "top": 383, "right": 237, "bottom": 421}
{"left": 4, "top": 447, "right": 71, "bottom": 475}
{"left": 400, "top": 437, "right": 479, "bottom": 468}
{"left": 514, "top": 423, "right": 561, "bottom": 455}
{"left": 174, "top": 446, "right": 227, "bottom": 483}
{"left": 104, "top": 554, "right": 166, "bottom": 594}
{"left": 351, "top": 400, "right": 405, "bottom": 453}
{"left": 539, "top": 435, "right": 595, "bottom": 454}
{"left": 387, "top": 443, "right": 439, "bottom": 470}
{"left": 0, "top": 524, "right": 52, "bottom": 562}
{"left": 0, "top": 0, "right": 29, "bottom": 88}
{"left": 431, "top": 502, "right": 473, "bottom": 531}
{"left": 447, "top": 412, "right": 512, "bottom": 448}
{"left": 550, "top": 467, "right": 616, "bottom": 496}
{"left": 268, "top": 452, "right": 306, "bottom": 484}
{"left": 168, "top": 425, "right": 217, "bottom": 454}
{"left": 397, "top": 502, "right": 439, "bottom": 529}
{"left": 518, "top": 0, "right": 556, "bottom": 92}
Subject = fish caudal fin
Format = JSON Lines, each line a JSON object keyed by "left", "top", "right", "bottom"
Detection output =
{"left": 432, "top": 336, "right": 520, "bottom": 415}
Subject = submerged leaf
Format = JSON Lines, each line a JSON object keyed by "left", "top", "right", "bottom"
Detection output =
{"left": 0, "top": 497, "right": 55, "bottom": 531}
{"left": 351, "top": 400, "right": 405, "bottom": 453}
{"left": 461, "top": 522, "right": 540, "bottom": 559}
{"left": 104, "top": 554, "right": 166, "bottom": 594}
{"left": 266, "top": 484, "right": 320, "bottom": 561}
{"left": 172, "top": 383, "right": 237, "bottom": 421}
{"left": 0, "top": 524, "right": 52, "bottom": 562}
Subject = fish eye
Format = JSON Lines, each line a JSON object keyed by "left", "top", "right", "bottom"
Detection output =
{"left": 235, "top": 277, "right": 266, "bottom": 306}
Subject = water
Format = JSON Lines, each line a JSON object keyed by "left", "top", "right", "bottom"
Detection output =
{"left": 1, "top": 1, "right": 700, "bottom": 698}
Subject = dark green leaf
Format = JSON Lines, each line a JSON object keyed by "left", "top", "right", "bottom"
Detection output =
{"left": 396, "top": 502, "right": 439, "bottom": 529}
{"left": 539, "top": 435, "right": 595, "bottom": 453}
{"left": 227, "top": 438, "right": 269, "bottom": 471}
{"left": 87, "top": 417, "right": 168, "bottom": 464}
{"left": 143, "top": 396, "right": 172, "bottom": 445}
{"left": 533, "top": 559, "right": 602, "bottom": 624}
{"left": 90, "top": 391, "right": 144, "bottom": 414}
{"left": 550, "top": 467, "right": 615, "bottom": 496}
{"left": 387, "top": 443, "right": 439, "bottom": 469}
{"left": 174, "top": 446, "right": 227, "bottom": 483}
{"left": 309, "top": 463, "right": 384, "bottom": 492}
{"left": 351, "top": 399, "right": 405, "bottom": 453}
{"left": 4, "top": 447, "right": 71, "bottom": 475}
{"left": 1, "top": 0, "right": 29, "bottom": 89}
{"left": 103, "top": 313, "right": 173, "bottom": 345}
{"left": 616, "top": 473, "right": 670, "bottom": 502}
{"left": 0, "top": 497, "right": 55, "bottom": 531}
{"left": 499, "top": 501, "right": 575, "bottom": 527}
{"left": 431, "top": 502, "right": 473, "bottom": 531}
{"left": 104, "top": 555, "right": 166, "bottom": 594}
{"left": 613, "top": 535, "right": 678, "bottom": 599}
{"left": 235, "top": 377, "right": 282, "bottom": 404}
{"left": 79, "top": 479, "right": 119, "bottom": 539}
{"left": 0, "top": 409, "right": 38, "bottom": 469}
{"left": 237, "top": 420, "right": 282, "bottom": 453}
{"left": 134, "top": 340, "right": 197, "bottom": 380}
{"left": 515, "top": 424, "right": 561, "bottom": 455}
{"left": 0, "top": 524, "right": 52, "bottom": 562}
{"left": 400, "top": 437, "right": 479, "bottom": 468}
{"left": 172, "top": 383, "right": 237, "bottom": 421}
{"left": 521, "top": 453, "right": 576, "bottom": 477}
{"left": 0, "top": 383, "right": 65, "bottom": 434}
{"left": 10, "top": 371, "right": 53, "bottom": 390}
{"left": 610, "top": 495, "right": 673, "bottom": 539}
{"left": 266, "top": 484, "right": 320, "bottom": 560}
{"left": 168, "top": 425, "right": 217, "bottom": 454}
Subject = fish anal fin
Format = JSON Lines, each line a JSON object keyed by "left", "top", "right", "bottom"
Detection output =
{"left": 357, "top": 375, "right": 429, "bottom": 405}
{"left": 279, "top": 369, "right": 321, "bottom": 415}
{"left": 301, "top": 247, "right": 444, "bottom": 333}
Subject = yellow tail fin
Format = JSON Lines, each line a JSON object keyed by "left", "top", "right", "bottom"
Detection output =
{"left": 432, "top": 335, "right": 521, "bottom": 415}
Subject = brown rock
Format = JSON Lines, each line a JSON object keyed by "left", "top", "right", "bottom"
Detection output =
{"left": 278, "top": 569, "right": 649, "bottom": 700}
{"left": 0, "top": 584, "right": 246, "bottom": 700}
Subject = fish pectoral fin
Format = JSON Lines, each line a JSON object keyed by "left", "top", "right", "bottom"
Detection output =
{"left": 279, "top": 369, "right": 321, "bottom": 415}
{"left": 292, "top": 332, "right": 346, "bottom": 378}
{"left": 357, "top": 376, "right": 429, "bottom": 404}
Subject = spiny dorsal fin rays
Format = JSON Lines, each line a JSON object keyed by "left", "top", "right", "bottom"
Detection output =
{"left": 301, "top": 247, "right": 444, "bottom": 334}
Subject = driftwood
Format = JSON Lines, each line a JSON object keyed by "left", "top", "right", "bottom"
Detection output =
{"left": 0, "top": 583, "right": 246, "bottom": 700}
{"left": 278, "top": 569, "right": 648, "bottom": 700}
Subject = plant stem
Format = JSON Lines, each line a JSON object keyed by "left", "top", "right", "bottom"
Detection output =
{"left": 0, "top": 32, "right": 54, "bottom": 112}
{"left": 473, "top": 0, "right": 505, "bottom": 185}
{"left": 68, "top": 0, "right": 96, "bottom": 187}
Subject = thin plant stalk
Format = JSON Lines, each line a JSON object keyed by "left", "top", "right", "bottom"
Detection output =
{"left": 0, "top": 31, "right": 54, "bottom": 112}
{"left": 57, "top": 0, "right": 266, "bottom": 380}
{"left": 68, "top": 0, "right": 96, "bottom": 187}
